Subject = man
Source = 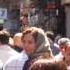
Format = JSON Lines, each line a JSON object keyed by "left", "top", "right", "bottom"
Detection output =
{"left": 55, "top": 38, "right": 70, "bottom": 69}
{"left": 3, "top": 30, "right": 28, "bottom": 70}
{"left": 0, "top": 30, "right": 19, "bottom": 69}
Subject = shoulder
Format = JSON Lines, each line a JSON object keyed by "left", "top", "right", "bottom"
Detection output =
{"left": 3, "top": 45, "right": 19, "bottom": 55}
{"left": 3, "top": 52, "right": 28, "bottom": 70}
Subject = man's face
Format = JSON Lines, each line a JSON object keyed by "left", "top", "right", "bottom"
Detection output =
{"left": 64, "top": 47, "right": 70, "bottom": 62}
{"left": 65, "top": 47, "right": 70, "bottom": 55}
{"left": 60, "top": 45, "right": 66, "bottom": 55}
{"left": 60, "top": 45, "right": 70, "bottom": 55}
{"left": 60, "top": 45, "right": 70, "bottom": 64}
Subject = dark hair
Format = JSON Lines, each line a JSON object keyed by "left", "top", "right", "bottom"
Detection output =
{"left": 45, "top": 31, "right": 55, "bottom": 41}
{"left": 0, "top": 30, "right": 10, "bottom": 44}
{"left": 28, "top": 59, "right": 67, "bottom": 70}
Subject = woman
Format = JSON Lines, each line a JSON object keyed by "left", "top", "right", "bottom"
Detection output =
{"left": 21, "top": 27, "right": 53, "bottom": 70}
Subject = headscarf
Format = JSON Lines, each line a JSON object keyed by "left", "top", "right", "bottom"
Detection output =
{"left": 27, "top": 27, "right": 52, "bottom": 58}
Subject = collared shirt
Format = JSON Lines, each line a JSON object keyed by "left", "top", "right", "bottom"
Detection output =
{"left": 3, "top": 51, "right": 28, "bottom": 70}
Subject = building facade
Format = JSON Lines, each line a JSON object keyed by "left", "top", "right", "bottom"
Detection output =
{"left": 61, "top": 0, "right": 70, "bottom": 38}
{"left": 0, "top": 0, "right": 20, "bottom": 36}
{"left": 0, "top": 0, "right": 68, "bottom": 37}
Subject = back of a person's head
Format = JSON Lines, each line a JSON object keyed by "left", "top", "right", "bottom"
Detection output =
{"left": 28, "top": 58, "right": 67, "bottom": 70}
{"left": 13, "top": 32, "right": 22, "bottom": 46}
{"left": 54, "top": 34, "right": 62, "bottom": 43}
{"left": 45, "top": 31, "right": 55, "bottom": 41}
{"left": 0, "top": 30, "right": 10, "bottom": 44}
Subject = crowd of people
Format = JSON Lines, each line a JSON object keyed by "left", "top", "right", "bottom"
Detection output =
{"left": 0, "top": 26, "right": 70, "bottom": 70}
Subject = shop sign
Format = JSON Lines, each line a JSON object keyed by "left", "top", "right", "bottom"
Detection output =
{"left": 0, "top": 8, "right": 7, "bottom": 19}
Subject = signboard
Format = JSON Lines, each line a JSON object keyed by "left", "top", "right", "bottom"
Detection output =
{"left": 0, "top": 8, "right": 7, "bottom": 19}
{"left": 0, "top": 19, "right": 4, "bottom": 24}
